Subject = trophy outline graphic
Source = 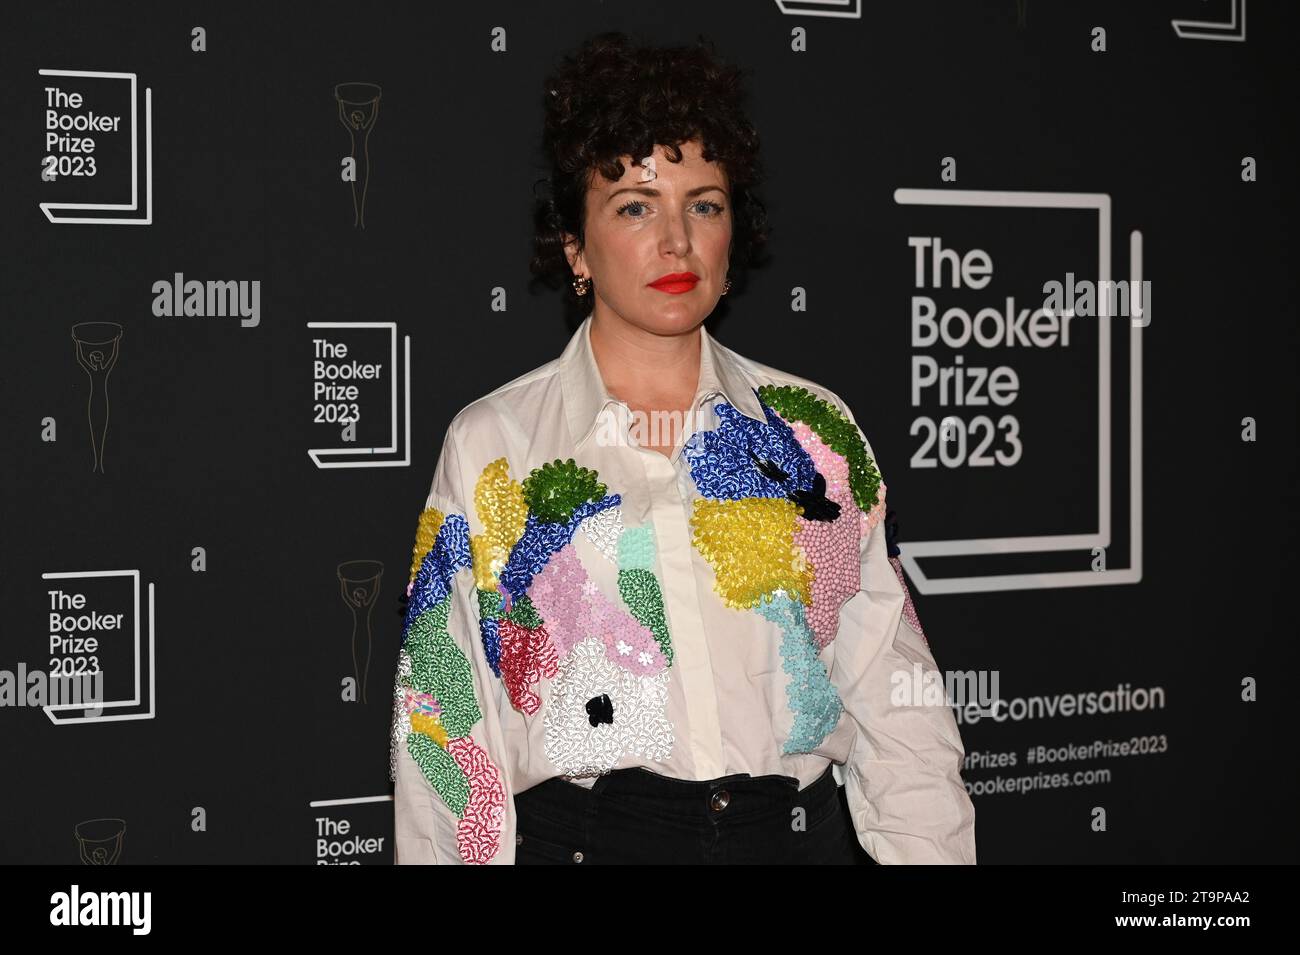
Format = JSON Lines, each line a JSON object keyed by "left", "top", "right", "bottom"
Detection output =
{"left": 41, "top": 570, "right": 156, "bottom": 724}
{"left": 75, "top": 817, "right": 127, "bottom": 864}
{"left": 338, "top": 559, "right": 383, "bottom": 705}
{"left": 306, "top": 322, "right": 412, "bottom": 469}
{"left": 72, "top": 322, "right": 122, "bottom": 472}
{"left": 335, "top": 82, "right": 381, "bottom": 228}
{"left": 38, "top": 69, "right": 153, "bottom": 225}
{"left": 892, "top": 188, "right": 1144, "bottom": 594}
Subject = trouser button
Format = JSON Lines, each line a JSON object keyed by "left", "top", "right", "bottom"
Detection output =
{"left": 710, "top": 789, "right": 730, "bottom": 812}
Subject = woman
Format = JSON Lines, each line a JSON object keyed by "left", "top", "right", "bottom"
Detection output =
{"left": 391, "top": 32, "right": 976, "bottom": 865}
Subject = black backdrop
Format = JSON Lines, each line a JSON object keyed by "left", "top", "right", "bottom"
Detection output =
{"left": 2, "top": 0, "right": 1296, "bottom": 864}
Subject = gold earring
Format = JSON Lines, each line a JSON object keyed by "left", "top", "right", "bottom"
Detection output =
{"left": 573, "top": 275, "right": 592, "bottom": 296}
{"left": 721, "top": 278, "right": 731, "bottom": 295}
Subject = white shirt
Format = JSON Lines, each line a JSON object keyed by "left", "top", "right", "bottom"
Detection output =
{"left": 391, "top": 314, "right": 976, "bottom": 864}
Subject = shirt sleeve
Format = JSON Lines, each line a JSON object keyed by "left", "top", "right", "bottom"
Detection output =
{"left": 827, "top": 400, "right": 978, "bottom": 865}
{"left": 391, "top": 422, "right": 516, "bottom": 864}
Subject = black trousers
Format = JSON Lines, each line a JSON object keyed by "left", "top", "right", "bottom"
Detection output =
{"left": 514, "top": 762, "right": 876, "bottom": 865}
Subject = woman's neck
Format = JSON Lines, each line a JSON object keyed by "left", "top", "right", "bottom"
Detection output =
{"left": 588, "top": 310, "right": 702, "bottom": 416}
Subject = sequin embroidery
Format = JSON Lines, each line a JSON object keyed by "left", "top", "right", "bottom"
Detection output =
{"left": 497, "top": 495, "right": 621, "bottom": 605}
{"left": 756, "top": 592, "right": 843, "bottom": 755}
{"left": 522, "top": 458, "right": 609, "bottom": 524}
{"left": 392, "top": 502, "right": 505, "bottom": 864}
{"left": 471, "top": 457, "right": 527, "bottom": 591}
{"left": 889, "top": 555, "right": 928, "bottom": 647}
{"left": 683, "top": 401, "right": 817, "bottom": 501}
{"left": 543, "top": 636, "right": 674, "bottom": 777}
{"left": 757, "top": 384, "right": 882, "bottom": 515}
{"left": 788, "top": 421, "right": 862, "bottom": 650}
{"left": 529, "top": 544, "right": 667, "bottom": 675}
{"left": 581, "top": 504, "right": 625, "bottom": 562}
{"left": 683, "top": 384, "right": 884, "bottom": 754}
{"left": 407, "top": 506, "right": 445, "bottom": 595}
{"left": 448, "top": 736, "right": 508, "bottom": 864}
{"left": 689, "top": 496, "right": 812, "bottom": 609}
{"left": 497, "top": 618, "right": 559, "bottom": 714}
{"left": 402, "top": 513, "right": 471, "bottom": 631}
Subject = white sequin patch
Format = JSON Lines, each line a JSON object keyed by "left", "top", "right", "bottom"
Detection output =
{"left": 580, "top": 505, "right": 624, "bottom": 563}
{"left": 388, "top": 647, "right": 413, "bottom": 783}
{"left": 543, "top": 636, "right": 674, "bottom": 777}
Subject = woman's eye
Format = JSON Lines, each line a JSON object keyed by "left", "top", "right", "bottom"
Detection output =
{"left": 615, "top": 199, "right": 725, "bottom": 218}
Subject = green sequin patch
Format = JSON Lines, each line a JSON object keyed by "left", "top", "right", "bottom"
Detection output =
{"left": 403, "top": 602, "right": 483, "bottom": 738}
{"left": 618, "top": 567, "right": 673, "bottom": 667}
{"left": 504, "top": 592, "right": 543, "bottom": 629}
{"left": 477, "top": 586, "right": 502, "bottom": 621}
{"left": 756, "top": 383, "right": 882, "bottom": 515}
{"left": 617, "top": 524, "right": 656, "bottom": 571}
{"left": 477, "top": 586, "right": 544, "bottom": 631}
{"left": 407, "top": 730, "right": 470, "bottom": 815}
{"left": 521, "top": 458, "right": 608, "bottom": 524}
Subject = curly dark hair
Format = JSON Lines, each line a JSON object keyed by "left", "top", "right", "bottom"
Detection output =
{"left": 529, "top": 31, "right": 771, "bottom": 322}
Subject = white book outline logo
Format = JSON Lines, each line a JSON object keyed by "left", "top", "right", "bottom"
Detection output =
{"left": 893, "top": 188, "right": 1144, "bottom": 594}
{"left": 773, "top": 0, "right": 862, "bottom": 18}
{"left": 307, "top": 323, "right": 412, "bottom": 470}
{"left": 39, "top": 70, "right": 153, "bottom": 225}
{"left": 1172, "top": 0, "right": 1247, "bottom": 42}
{"left": 42, "top": 570, "right": 156, "bottom": 724}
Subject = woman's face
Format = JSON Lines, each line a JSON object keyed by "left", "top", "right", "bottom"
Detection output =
{"left": 566, "top": 138, "right": 732, "bottom": 336}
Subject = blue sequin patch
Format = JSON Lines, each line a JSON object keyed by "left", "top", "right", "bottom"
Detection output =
{"left": 683, "top": 393, "right": 818, "bottom": 501}
{"left": 403, "top": 513, "right": 471, "bottom": 643}
{"left": 478, "top": 600, "right": 502, "bottom": 678}
{"left": 497, "top": 493, "right": 621, "bottom": 601}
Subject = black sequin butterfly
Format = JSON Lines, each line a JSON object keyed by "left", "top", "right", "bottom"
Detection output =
{"left": 748, "top": 449, "right": 841, "bottom": 522}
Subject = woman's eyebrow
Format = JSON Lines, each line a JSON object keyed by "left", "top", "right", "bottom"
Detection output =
{"left": 605, "top": 184, "right": 730, "bottom": 203}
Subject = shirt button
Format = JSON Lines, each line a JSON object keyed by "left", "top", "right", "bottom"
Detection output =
{"left": 710, "top": 789, "right": 730, "bottom": 812}
{"left": 572, "top": 850, "right": 584, "bottom": 863}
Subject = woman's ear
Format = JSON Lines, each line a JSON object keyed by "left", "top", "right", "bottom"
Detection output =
{"left": 563, "top": 232, "right": 584, "bottom": 274}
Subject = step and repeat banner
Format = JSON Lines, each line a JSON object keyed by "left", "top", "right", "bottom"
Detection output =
{"left": 2, "top": 0, "right": 1295, "bottom": 864}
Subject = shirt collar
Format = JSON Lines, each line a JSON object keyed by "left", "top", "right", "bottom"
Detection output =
{"left": 558, "top": 313, "right": 769, "bottom": 448}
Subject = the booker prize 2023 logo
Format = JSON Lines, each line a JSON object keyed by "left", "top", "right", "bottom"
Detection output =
{"left": 40, "top": 69, "right": 152, "bottom": 225}
{"left": 893, "top": 189, "right": 1145, "bottom": 595}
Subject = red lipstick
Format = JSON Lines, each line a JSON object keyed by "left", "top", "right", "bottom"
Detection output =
{"left": 648, "top": 271, "right": 699, "bottom": 294}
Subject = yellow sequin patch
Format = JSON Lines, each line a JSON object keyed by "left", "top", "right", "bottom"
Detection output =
{"left": 689, "top": 497, "right": 813, "bottom": 609}
{"left": 410, "top": 710, "right": 449, "bottom": 748}
{"left": 407, "top": 506, "right": 446, "bottom": 585}
{"left": 471, "top": 457, "right": 528, "bottom": 590}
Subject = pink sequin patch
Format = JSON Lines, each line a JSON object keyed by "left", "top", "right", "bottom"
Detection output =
{"left": 528, "top": 544, "right": 667, "bottom": 674}
{"left": 789, "top": 421, "right": 862, "bottom": 650}
{"left": 402, "top": 687, "right": 442, "bottom": 718}
{"left": 888, "top": 556, "right": 928, "bottom": 646}
{"left": 498, "top": 618, "right": 559, "bottom": 715}
{"left": 448, "top": 735, "right": 506, "bottom": 864}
